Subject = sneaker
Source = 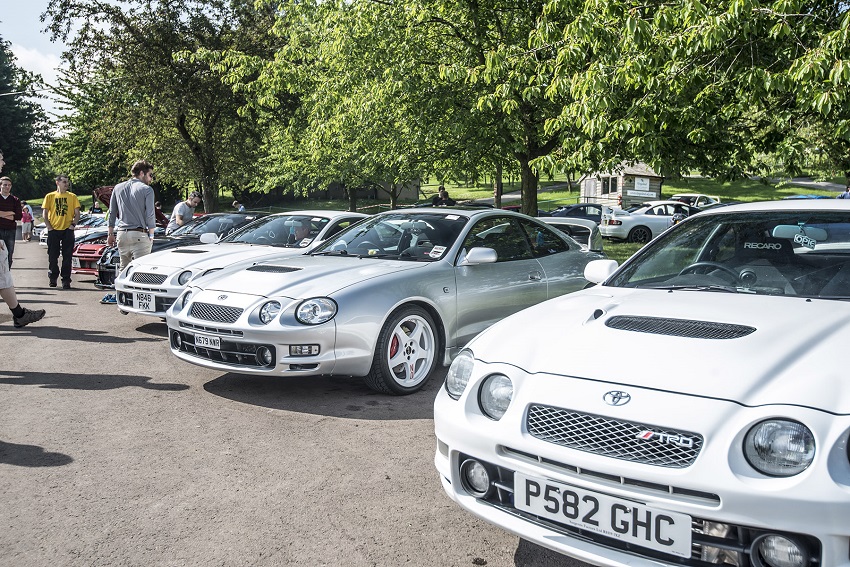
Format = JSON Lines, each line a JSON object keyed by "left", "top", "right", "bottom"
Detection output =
{"left": 13, "top": 308, "right": 46, "bottom": 328}
{"left": 100, "top": 294, "right": 117, "bottom": 304}
{"left": 62, "top": 281, "right": 71, "bottom": 290}
{"left": 49, "top": 280, "right": 57, "bottom": 288}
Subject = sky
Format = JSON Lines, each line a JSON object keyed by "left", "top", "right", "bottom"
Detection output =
{"left": 0, "top": 0, "right": 68, "bottom": 120}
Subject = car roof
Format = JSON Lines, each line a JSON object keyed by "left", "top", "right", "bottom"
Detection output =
{"left": 266, "top": 210, "right": 369, "bottom": 219}
{"left": 387, "top": 207, "right": 530, "bottom": 219}
{"left": 697, "top": 199, "right": 849, "bottom": 214}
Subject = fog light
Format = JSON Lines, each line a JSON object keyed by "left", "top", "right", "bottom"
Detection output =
{"left": 290, "top": 345, "right": 320, "bottom": 356}
{"left": 755, "top": 535, "right": 807, "bottom": 567}
{"left": 171, "top": 331, "right": 183, "bottom": 348}
{"left": 256, "top": 346, "right": 274, "bottom": 367}
{"left": 460, "top": 459, "right": 491, "bottom": 498}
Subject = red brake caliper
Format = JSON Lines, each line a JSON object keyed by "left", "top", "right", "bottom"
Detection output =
{"left": 390, "top": 334, "right": 399, "bottom": 359}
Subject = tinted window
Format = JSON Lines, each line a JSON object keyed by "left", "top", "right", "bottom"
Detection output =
{"left": 462, "top": 217, "right": 533, "bottom": 262}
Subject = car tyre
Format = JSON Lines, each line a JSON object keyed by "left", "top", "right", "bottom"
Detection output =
{"left": 363, "top": 306, "right": 438, "bottom": 395}
{"left": 627, "top": 226, "right": 652, "bottom": 243}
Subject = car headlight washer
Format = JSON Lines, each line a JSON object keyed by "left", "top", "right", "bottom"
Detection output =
{"left": 446, "top": 350, "right": 475, "bottom": 399}
{"left": 295, "top": 298, "right": 337, "bottom": 325}
{"left": 743, "top": 419, "right": 815, "bottom": 477}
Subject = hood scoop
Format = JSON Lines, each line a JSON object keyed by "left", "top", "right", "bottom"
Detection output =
{"left": 605, "top": 315, "right": 755, "bottom": 340}
{"left": 246, "top": 265, "right": 302, "bottom": 274}
{"left": 173, "top": 249, "right": 208, "bottom": 254}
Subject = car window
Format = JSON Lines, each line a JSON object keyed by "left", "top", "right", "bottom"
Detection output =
{"left": 462, "top": 217, "right": 533, "bottom": 262}
{"left": 224, "top": 215, "right": 329, "bottom": 247}
{"left": 517, "top": 218, "right": 569, "bottom": 258}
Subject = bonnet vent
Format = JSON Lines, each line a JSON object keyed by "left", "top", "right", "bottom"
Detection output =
{"left": 605, "top": 315, "right": 755, "bottom": 340}
{"left": 246, "top": 265, "right": 301, "bottom": 273}
{"left": 173, "top": 249, "right": 208, "bottom": 254}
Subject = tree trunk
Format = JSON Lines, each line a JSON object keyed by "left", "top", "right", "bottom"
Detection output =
{"left": 493, "top": 163, "right": 503, "bottom": 208}
{"left": 346, "top": 184, "right": 357, "bottom": 212}
{"left": 519, "top": 157, "right": 538, "bottom": 216}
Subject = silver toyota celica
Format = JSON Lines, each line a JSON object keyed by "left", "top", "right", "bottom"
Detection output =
{"left": 166, "top": 207, "right": 605, "bottom": 395}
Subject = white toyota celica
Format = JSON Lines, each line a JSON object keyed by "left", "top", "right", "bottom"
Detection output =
{"left": 114, "top": 210, "right": 367, "bottom": 317}
{"left": 435, "top": 200, "right": 850, "bottom": 567}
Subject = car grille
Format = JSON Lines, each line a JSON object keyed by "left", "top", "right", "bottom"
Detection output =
{"left": 526, "top": 405, "right": 702, "bottom": 468}
{"left": 247, "top": 265, "right": 301, "bottom": 273}
{"left": 605, "top": 316, "right": 755, "bottom": 340}
{"left": 189, "top": 302, "right": 243, "bottom": 324}
{"left": 131, "top": 272, "right": 167, "bottom": 285}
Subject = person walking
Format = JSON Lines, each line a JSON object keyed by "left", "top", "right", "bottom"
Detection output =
{"left": 0, "top": 150, "right": 45, "bottom": 327}
{"left": 166, "top": 191, "right": 202, "bottom": 234}
{"left": 106, "top": 160, "right": 157, "bottom": 271}
{"left": 20, "top": 200, "right": 33, "bottom": 242}
{"left": 42, "top": 174, "right": 81, "bottom": 289}
{"left": 0, "top": 175, "right": 22, "bottom": 268}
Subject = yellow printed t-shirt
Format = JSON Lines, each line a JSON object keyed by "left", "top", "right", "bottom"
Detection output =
{"left": 42, "top": 191, "right": 81, "bottom": 231}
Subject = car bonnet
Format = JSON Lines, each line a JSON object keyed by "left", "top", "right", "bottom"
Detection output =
{"left": 468, "top": 287, "right": 850, "bottom": 413}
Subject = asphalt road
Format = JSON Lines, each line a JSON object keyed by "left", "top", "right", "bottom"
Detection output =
{"left": 0, "top": 241, "right": 581, "bottom": 567}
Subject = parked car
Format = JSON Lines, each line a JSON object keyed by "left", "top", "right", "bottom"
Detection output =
{"left": 95, "top": 212, "right": 266, "bottom": 289}
{"left": 435, "top": 199, "right": 850, "bottom": 567}
{"left": 549, "top": 203, "right": 605, "bottom": 223}
{"left": 539, "top": 216, "right": 603, "bottom": 253}
{"left": 166, "top": 208, "right": 605, "bottom": 395}
{"left": 501, "top": 204, "right": 550, "bottom": 216}
{"left": 114, "top": 210, "right": 367, "bottom": 317}
{"left": 671, "top": 193, "right": 721, "bottom": 208}
{"left": 39, "top": 214, "right": 108, "bottom": 246}
{"left": 600, "top": 200, "right": 700, "bottom": 243}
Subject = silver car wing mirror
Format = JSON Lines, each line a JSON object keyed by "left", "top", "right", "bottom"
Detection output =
{"left": 199, "top": 232, "right": 219, "bottom": 244}
{"left": 460, "top": 247, "right": 498, "bottom": 266}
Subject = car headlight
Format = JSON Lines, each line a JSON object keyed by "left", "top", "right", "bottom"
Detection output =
{"left": 179, "top": 289, "right": 193, "bottom": 309}
{"left": 177, "top": 270, "right": 193, "bottom": 285}
{"left": 743, "top": 419, "right": 815, "bottom": 477}
{"left": 479, "top": 374, "right": 513, "bottom": 420}
{"left": 259, "top": 301, "right": 282, "bottom": 324}
{"left": 445, "top": 350, "right": 475, "bottom": 399}
{"left": 295, "top": 298, "right": 337, "bottom": 325}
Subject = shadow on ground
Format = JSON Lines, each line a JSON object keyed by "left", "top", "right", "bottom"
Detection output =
{"left": 203, "top": 367, "right": 446, "bottom": 421}
{"left": 135, "top": 321, "right": 168, "bottom": 337}
{"left": 0, "top": 325, "right": 163, "bottom": 343}
{"left": 515, "top": 539, "right": 582, "bottom": 566}
{"left": 0, "top": 370, "right": 189, "bottom": 391}
{"left": 0, "top": 439, "right": 74, "bottom": 467}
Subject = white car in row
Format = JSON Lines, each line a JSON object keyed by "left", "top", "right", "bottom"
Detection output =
{"left": 436, "top": 200, "right": 850, "bottom": 567}
{"left": 114, "top": 210, "right": 367, "bottom": 317}
{"left": 600, "top": 200, "right": 700, "bottom": 243}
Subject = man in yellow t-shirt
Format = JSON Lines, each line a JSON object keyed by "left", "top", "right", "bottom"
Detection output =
{"left": 41, "top": 175, "right": 81, "bottom": 289}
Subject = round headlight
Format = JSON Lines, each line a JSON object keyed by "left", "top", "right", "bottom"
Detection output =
{"left": 180, "top": 290, "right": 193, "bottom": 309}
{"left": 459, "top": 459, "right": 491, "bottom": 498}
{"left": 446, "top": 350, "right": 475, "bottom": 399}
{"left": 177, "top": 270, "right": 193, "bottom": 285}
{"left": 259, "top": 301, "right": 282, "bottom": 324}
{"left": 755, "top": 534, "right": 808, "bottom": 567}
{"left": 479, "top": 374, "right": 513, "bottom": 420}
{"left": 295, "top": 298, "right": 337, "bottom": 325}
{"left": 744, "top": 419, "right": 815, "bottom": 477}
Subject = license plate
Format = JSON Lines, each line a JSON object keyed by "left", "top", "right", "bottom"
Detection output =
{"left": 195, "top": 334, "right": 220, "bottom": 349}
{"left": 133, "top": 292, "right": 155, "bottom": 311}
{"left": 72, "top": 257, "right": 81, "bottom": 268}
{"left": 514, "top": 473, "right": 692, "bottom": 558}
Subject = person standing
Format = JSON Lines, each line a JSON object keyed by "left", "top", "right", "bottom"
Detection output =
{"left": 838, "top": 185, "right": 850, "bottom": 199}
{"left": 20, "top": 200, "right": 34, "bottom": 242}
{"left": 0, "top": 149, "right": 46, "bottom": 327}
{"left": 107, "top": 160, "right": 157, "bottom": 271}
{"left": 166, "top": 191, "right": 202, "bottom": 234}
{"left": 0, "top": 175, "right": 22, "bottom": 268}
{"left": 42, "top": 174, "right": 81, "bottom": 289}
{"left": 232, "top": 200, "right": 245, "bottom": 212}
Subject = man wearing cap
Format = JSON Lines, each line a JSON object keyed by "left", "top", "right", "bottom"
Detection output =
{"left": 167, "top": 191, "right": 202, "bottom": 235}
{"left": 107, "top": 160, "right": 157, "bottom": 270}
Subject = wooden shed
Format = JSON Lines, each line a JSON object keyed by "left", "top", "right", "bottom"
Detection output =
{"left": 579, "top": 162, "right": 664, "bottom": 207}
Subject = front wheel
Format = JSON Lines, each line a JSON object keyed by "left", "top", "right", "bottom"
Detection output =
{"left": 363, "top": 306, "right": 438, "bottom": 395}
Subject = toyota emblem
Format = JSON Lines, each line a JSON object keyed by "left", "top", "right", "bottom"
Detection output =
{"left": 603, "top": 391, "right": 631, "bottom": 406}
{"left": 218, "top": 295, "right": 228, "bottom": 301}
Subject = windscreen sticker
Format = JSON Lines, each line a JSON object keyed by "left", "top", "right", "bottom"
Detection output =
{"left": 793, "top": 233, "right": 816, "bottom": 250}
{"left": 445, "top": 215, "right": 460, "bottom": 220}
{"left": 429, "top": 246, "right": 446, "bottom": 258}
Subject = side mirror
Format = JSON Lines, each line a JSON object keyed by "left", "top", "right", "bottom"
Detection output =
{"left": 199, "top": 232, "right": 219, "bottom": 244}
{"left": 584, "top": 259, "right": 619, "bottom": 284}
{"left": 460, "top": 247, "right": 498, "bottom": 266}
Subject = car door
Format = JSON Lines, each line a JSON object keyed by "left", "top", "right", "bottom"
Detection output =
{"left": 517, "top": 218, "right": 590, "bottom": 297}
{"left": 453, "top": 216, "right": 547, "bottom": 348}
{"left": 645, "top": 204, "right": 676, "bottom": 238}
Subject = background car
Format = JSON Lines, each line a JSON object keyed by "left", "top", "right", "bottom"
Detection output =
{"left": 539, "top": 216, "right": 603, "bottom": 253}
{"left": 600, "top": 200, "right": 700, "bottom": 243}
{"left": 95, "top": 212, "right": 266, "bottom": 289}
{"left": 435, "top": 200, "right": 850, "bottom": 567}
{"left": 39, "top": 214, "right": 108, "bottom": 246}
{"left": 166, "top": 208, "right": 604, "bottom": 395}
{"left": 548, "top": 203, "right": 605, "bottom": 223}
{"left": 114, "top": 210, "right": 367, "bottom": 317}
{"left": 670, "top": 193, "right": 721, "bottom": 208}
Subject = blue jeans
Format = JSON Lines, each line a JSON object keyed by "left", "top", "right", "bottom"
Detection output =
{"left": 47, "top": 229, "right": 75, "bottom": 284}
